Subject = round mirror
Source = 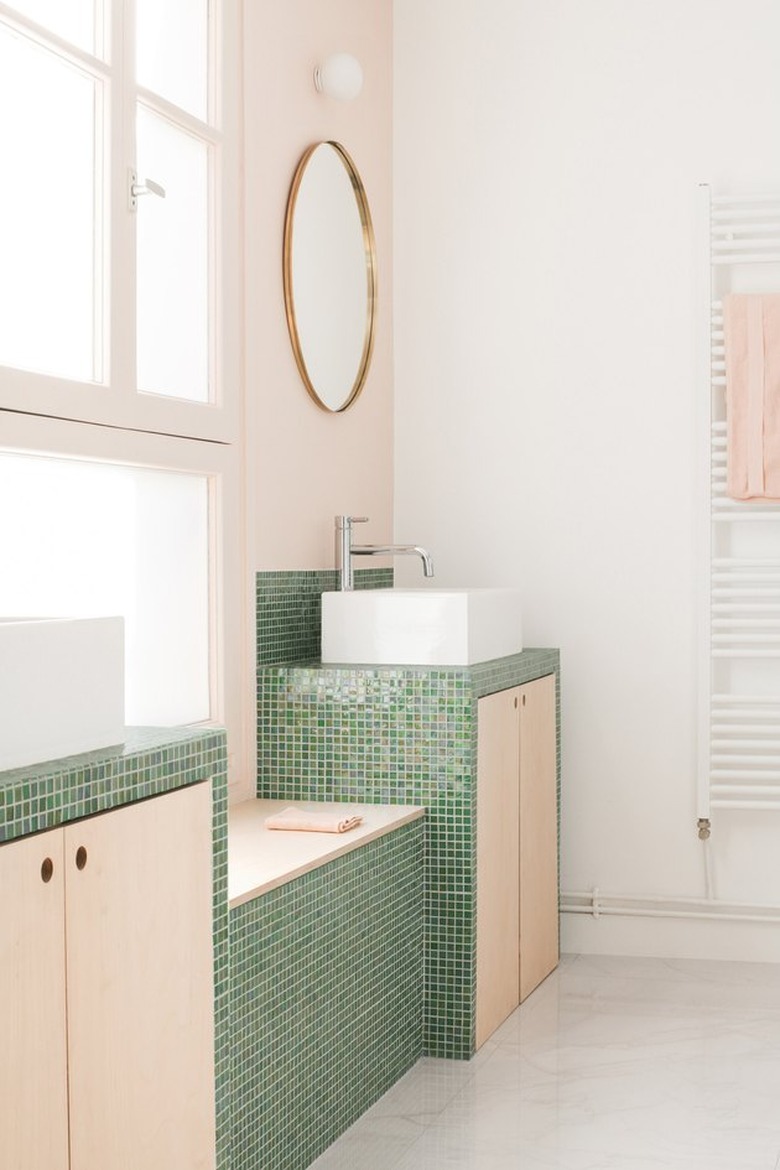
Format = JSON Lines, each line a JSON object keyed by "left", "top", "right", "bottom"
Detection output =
{"left": 283, "top": 142, "right": 377, "bottom": 413}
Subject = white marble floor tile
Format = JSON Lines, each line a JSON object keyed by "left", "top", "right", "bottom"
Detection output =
{"left": 433, "top": 1063, "right": 780, "bottom": 1165}
{"left": 309, "top": 1130, "right": 416, "bottom": 1169}
{"left": 310, "top": 954, "right": 780, "bottom": 1169}
{"left": 394, "top": 1129, "right": 775, "bottom": 1169}
{"left": 340, "top": 1058, "right": 485, "bottom": 1143}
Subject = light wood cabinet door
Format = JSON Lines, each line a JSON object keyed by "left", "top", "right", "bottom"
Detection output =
{"left": 476, "top": 674, "right": 559, "bottom": 1048}
{"left": 476, "top": 686, "right": 521, "bottom": 1048}
{"left": 66, "top": 782, "right": 216, "bottom": 1170}
{"left": 0, "top": 829, "right": 69, "bottom": 1170}
{"left": 519, "top": 674, "right": 559, "bottom": 1001}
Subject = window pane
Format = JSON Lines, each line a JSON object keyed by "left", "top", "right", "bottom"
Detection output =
{"left": 4, "top": 0, "right": 98, "bottom": 56}
{"left": 136, "top": 0, "right": 208, "bottom": 121}
{"left": 0, "top": 27, "right": 98, "bottom": 383}
{"left": 0, "top": 454, "right": 211, "bottom": 726}
{"left": 136, "top": 106, "right": 210, "bottom": 402}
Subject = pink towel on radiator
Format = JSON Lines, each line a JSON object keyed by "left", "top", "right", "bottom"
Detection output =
{"left": 724, "top": 293, "right": 780, "bottom": 500}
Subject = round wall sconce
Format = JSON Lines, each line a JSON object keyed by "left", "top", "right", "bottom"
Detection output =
{"left": 314, "top": 52, "right": 364, "bottom": 101}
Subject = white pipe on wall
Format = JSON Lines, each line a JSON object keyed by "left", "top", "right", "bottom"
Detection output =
{"left": 561, "top": 889, "right": 780, "bottom": 926}
{"left": 563, "top": 905, "right": 780, "bottom": 925}
{"left": 703, "top": 837, "right": 714, "bottom": 901}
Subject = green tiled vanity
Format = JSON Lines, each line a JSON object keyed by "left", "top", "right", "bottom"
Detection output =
{"left": 0, "top": 721, "right": 426, "bottom": 1170}
{"left": 256, "top": 571, "right": 561, "bottom": 1062}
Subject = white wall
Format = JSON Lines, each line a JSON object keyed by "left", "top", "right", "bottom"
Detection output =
{"left": 394, "top": 0, "right": 780, "bottom": 960}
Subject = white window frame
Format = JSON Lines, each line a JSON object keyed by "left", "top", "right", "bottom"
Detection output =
{"left": 0, "top": 2, "right": 246, "bottom": 788}
{"left": 0, "top": 408, "right": 246, "bottom": 785}
{"left": 0, "top": 0, "right": 240, "bottom": 444}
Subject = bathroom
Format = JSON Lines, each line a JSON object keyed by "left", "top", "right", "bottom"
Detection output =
{"left": 2, "top": 1, "right": 780, "bottom": 1168}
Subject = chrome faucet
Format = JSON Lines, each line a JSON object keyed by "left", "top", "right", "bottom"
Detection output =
{"left": 335, "top": 515, "right": 434, "bottom": 591}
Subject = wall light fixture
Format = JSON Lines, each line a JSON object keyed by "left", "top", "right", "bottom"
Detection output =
{"left": 314, "top": 52, "right": 364, "bottom": 101}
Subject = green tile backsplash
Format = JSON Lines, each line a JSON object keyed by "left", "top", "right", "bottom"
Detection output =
{"left": 230, "top": 820, "right": 424, "bottom": 1170}
{"left": 256, "top": 567, "right": 393, "bottom": 666}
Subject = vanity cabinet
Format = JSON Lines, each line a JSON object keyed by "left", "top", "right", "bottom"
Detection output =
{"left": 257, "top": 630, "right": 559, "bottom": 1060}
{"left": 0, "top": 781, "right": 216, "bottom": 1170}
{"left": 476, "top": 673, "right": 558, "bottom": 1048}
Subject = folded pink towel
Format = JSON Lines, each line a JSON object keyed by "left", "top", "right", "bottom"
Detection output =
{"left": 264, "top": 807, "right": 364, "bottom": 834}
{"left": 724, "top": 293, "right": 780, "bottom": 500}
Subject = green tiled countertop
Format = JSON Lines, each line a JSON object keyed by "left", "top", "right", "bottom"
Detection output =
{"left": 0, "top": 725, "right": 227, "bottom": 843}
{"left": 257, "top": 647, "right": 560, "bottom": 1059}
{"left": 262, "top": 647, "right": 556, "bottom": 684}
{"left": 467, "top": 648, "right": 560, "bottom": 695}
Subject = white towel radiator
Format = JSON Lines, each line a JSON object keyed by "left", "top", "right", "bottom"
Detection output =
{"left": 697, "top": 186, "right": 780, "bottom": 827}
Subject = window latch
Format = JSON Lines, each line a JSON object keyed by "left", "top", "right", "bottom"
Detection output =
{"left": 129, "top": 169, "right": 167, "bottom": 211}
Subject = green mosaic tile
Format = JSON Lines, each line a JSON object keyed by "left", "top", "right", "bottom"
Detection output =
{"left": 256, "top": 568, "right": 393, "bottom": 666}
{"left": 0, "top": 727, "right": 231, "bottom": 1170}
{"left": 470, "top": 648, "right": 561, "bottom": 698}
{"left": 230, "top": 821, "right": 424, "bottom": 1170}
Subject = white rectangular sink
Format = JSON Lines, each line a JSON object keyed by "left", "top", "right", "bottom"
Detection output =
{"left": 0, "top": 617, "right": 125, "bottom": 772}
{"left": 321, "top": 588, "right": 523, "bottom": 666}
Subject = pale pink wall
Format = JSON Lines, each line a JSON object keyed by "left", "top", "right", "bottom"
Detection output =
{"left": 243, "top": 0, "right": 393, "bottom": 570}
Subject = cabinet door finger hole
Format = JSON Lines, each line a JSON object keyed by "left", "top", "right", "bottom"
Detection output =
{"left": 41, "top": 857, "right": 54, "bottom": 883}
{"left": 75, "top": 845, "right": 88, "bottom": 871}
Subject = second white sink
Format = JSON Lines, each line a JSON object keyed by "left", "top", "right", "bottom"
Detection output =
{"left": 0, "top": 616, "right": 125, "bottom": 772}
{"left": 321, "top": 588, "right": 523, "bottom": 666}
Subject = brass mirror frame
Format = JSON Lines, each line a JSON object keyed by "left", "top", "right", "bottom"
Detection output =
{"left": 283, "top": 141, "right": 378, "bottom": 413}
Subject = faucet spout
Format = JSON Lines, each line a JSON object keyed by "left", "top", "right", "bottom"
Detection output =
{"left": 351, "top": 544, "right": 434, "bottom": 578}
{"left": 334, "top": 515, "right": 434, "bottom": 591}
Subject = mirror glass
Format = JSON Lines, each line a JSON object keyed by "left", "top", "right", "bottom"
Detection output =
{"left": 283, "top": 142, "right": 377, "bottom": 412}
